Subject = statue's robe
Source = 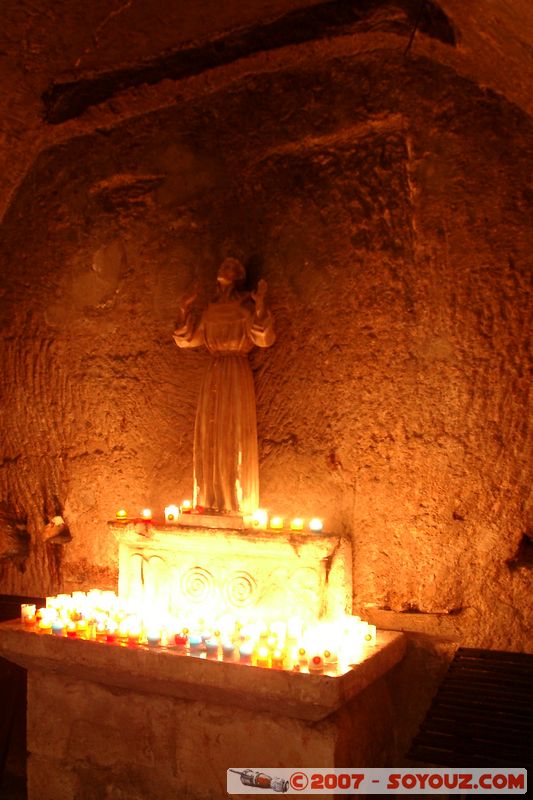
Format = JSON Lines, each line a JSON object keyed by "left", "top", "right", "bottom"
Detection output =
{"left": 174, "top": 294, "right": 275, "bottom": 514}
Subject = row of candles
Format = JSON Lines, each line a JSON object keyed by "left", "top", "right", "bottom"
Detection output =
{"left": 20, "top": 591, "right": 377, "bottom": 674}
{"left": 115, "top": 505, "right": 324, "bottom": 532}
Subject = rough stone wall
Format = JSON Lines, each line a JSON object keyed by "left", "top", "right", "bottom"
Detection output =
{"left": 3, "top": 0, "right": 533, "bottom": 228}
{"left": 0, "top": 51, "right": 531, "bottom": 650}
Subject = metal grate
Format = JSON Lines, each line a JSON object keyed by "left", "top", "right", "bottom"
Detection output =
{"left": 407, "top": 647, "right": 533, "bottom": 769}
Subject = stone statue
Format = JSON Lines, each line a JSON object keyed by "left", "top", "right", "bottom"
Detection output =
{"left": 174, "top": 258, "right": 275, "bottom": 516}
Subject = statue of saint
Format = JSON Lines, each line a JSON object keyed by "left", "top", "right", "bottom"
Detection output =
{"left": 173, "top": 258, "right": 275, "bottom": 516}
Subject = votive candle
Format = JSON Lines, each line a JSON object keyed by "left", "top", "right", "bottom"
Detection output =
{"left": 252, "top": 508, "right": 268, "bottom": 529}
{"left": 146, "top": 630, "right": 161, "bottom": 646}
{"left": 308, "top": 654, "right": 325, "bottom": 673}
{"left": 271, "top": 649, "right": 285, "bottom": 669}
{"left": 222, "top": 641, "right": 236, "bottom": 660}
{"left": 255, "top": 646, "right": 271, "bottom": 668}
{"left": 21, "top": 604, "right": 36, "bottom": 624}
{"left": 238, "top": 643, "right": 253, "bottom": 663}
{"left": 164, "top": 504, "right": 180, "bottom": 523}
{"left": 205, "top": 638, "right": 219, "bottom": 658}
{"left": 174, "top": 633, "right": 188, "bottom": 649}
{"left": 189, "top": 634, "right": 204, "bottom": 653}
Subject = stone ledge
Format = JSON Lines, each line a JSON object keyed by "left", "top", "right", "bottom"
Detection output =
{"left": 362, "top": 607, "right": 471, "bottom": 640}
{"left": 0, "top": 622, "right": 405, "bottom": 721}
{"left": 110, "top": 520, "right": 349, "bottom": 552}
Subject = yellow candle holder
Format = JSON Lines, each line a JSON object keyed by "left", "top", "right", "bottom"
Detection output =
{"left": 117, "top": 620, "right": 130, "bottom": 640}
{"left": 269, "top": 516, "right": 283, "bottom": 530}
{"left": 308, "top": 517, "right": 323, "bottom": 532}
{"left": 255, "top": 646, "right": 271, "bottom": 668}
{"left": 95, "top": 623, "right": 107, "bottom": 640}
{"left": 271, "top": 649, "right": 285, "bottom": 669}
{"left": 116, "top": 509, "right": 127, "bottom": 520}
{"left": 290, "top": 517, "right": 304, "bottom": 531}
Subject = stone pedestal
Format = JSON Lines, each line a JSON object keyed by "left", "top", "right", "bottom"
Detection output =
{"left": 0, "top": 622, "right": 406, "bottom": 800}
{"left": 113, "top": 522, "right": 353, "bottom": 621}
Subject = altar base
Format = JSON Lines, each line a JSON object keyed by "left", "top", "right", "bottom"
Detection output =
{"left": 0, "top": 623, "right": 406, "bottom": 800}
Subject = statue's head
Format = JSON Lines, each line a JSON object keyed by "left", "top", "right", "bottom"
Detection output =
{"left": 217, "top": 257, "right": 246, "bottom": 286}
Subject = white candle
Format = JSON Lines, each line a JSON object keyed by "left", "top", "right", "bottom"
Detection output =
{"left": 252, "top": 508, "right": 268, "bottom": 528}
{"left": 164, "top": 504, "right": 180, "bottom": 523}
{"left": 21, "top": 604, "right": 36, "bottom": 623}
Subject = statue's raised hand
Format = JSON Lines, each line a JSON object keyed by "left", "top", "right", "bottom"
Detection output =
{"left": 178, "top": 288, "right": 199, "bottom": 316}
{"left": 251, "top": 279, "right": 268, "bottom": 319}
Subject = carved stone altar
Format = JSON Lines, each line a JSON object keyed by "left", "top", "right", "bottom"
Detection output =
{"left": 114, "top": 522, "right": 352, "bottom": 622}
{"left": 0, "top": 517, "right": 412, "bottom": 800}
